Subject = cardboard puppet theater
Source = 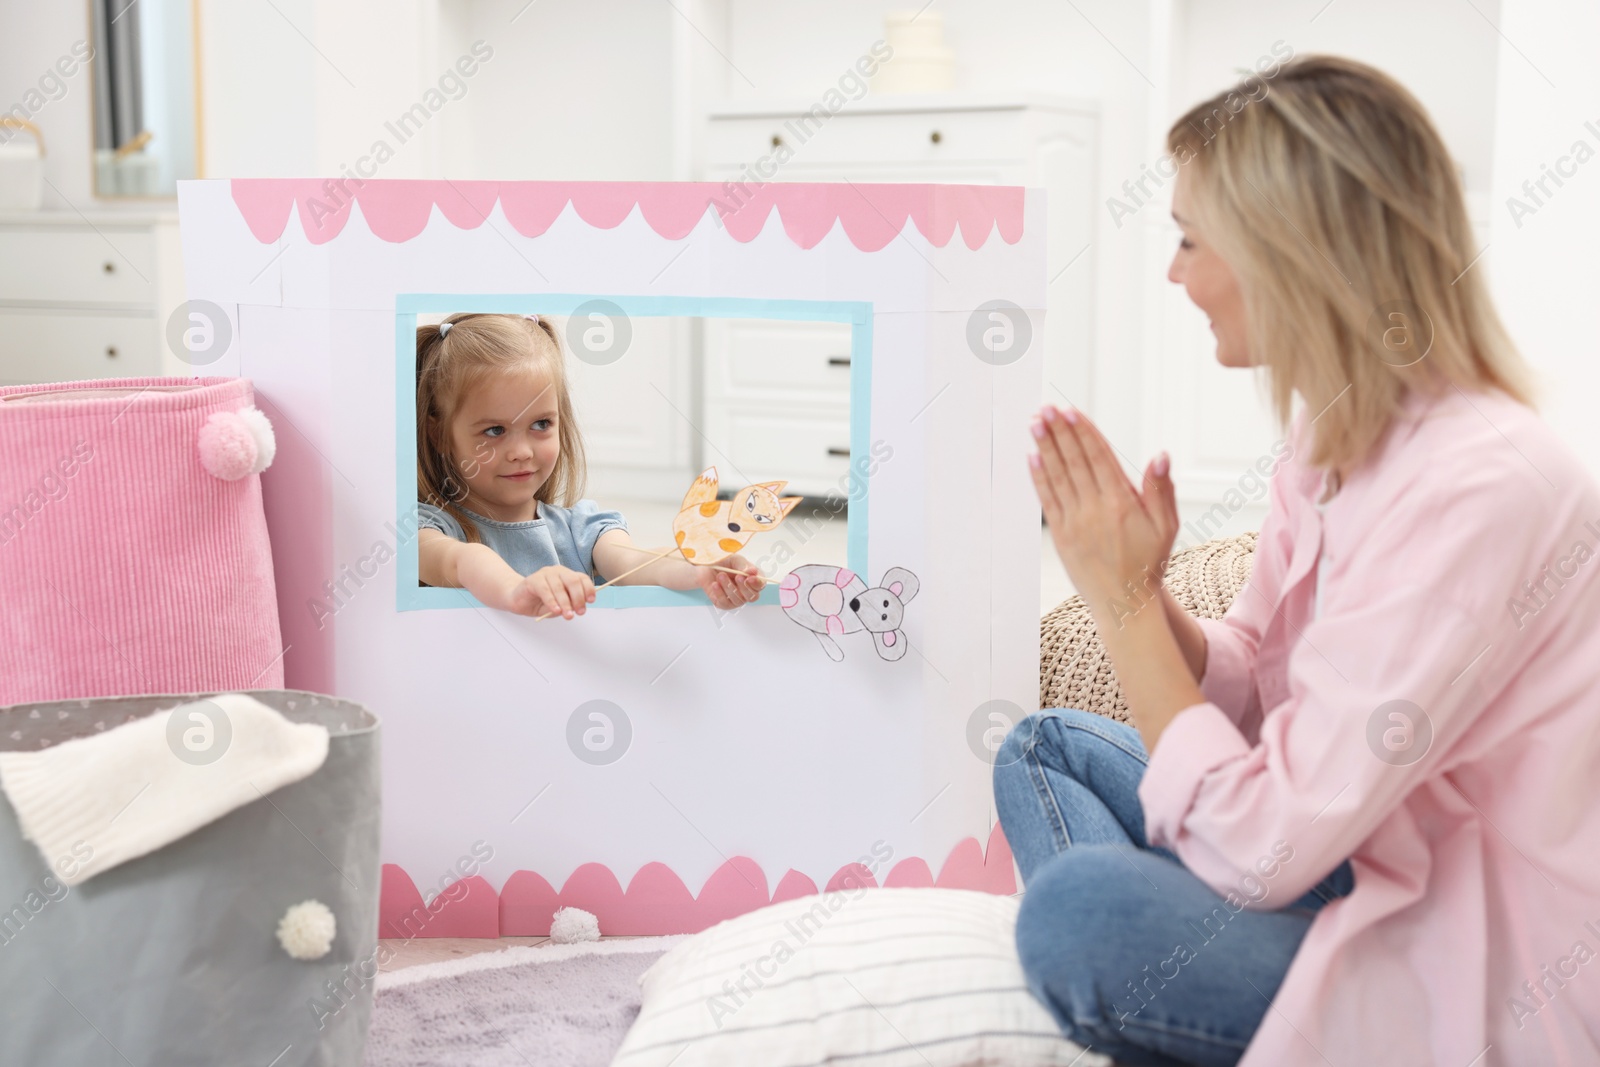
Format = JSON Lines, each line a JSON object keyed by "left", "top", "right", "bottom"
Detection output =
{"left": 177, "top": 179, "right": 1045, "bottom": 935}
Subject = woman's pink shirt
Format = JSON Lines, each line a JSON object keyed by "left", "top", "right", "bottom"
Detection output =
{"left": 1140, "top": 387, "right": 1600, "bottom": 1066}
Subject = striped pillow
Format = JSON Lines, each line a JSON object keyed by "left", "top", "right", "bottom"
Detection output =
{"left": 612, "top": 887, "right": 1110, "bottom": 1067}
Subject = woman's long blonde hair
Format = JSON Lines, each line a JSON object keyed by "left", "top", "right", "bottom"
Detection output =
{"left": 1168, "top": 54, "right": 1537, "bottom": 474}
{"left": 416, "top": 313, "right": 586, "bottom": 544}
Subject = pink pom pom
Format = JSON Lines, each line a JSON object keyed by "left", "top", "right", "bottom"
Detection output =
{"left": 198, "top": 411, "right": 258, "bottom": 481}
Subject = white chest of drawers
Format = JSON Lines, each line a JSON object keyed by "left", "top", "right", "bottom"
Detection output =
{"left": 0, "top": 211, "right": 185, "bottom": 388}
{"left": 701, "top": 316, "right": 856, "bottom": 497}
{"left": 702, "top": 93, "right": 1097, "bottom": 497}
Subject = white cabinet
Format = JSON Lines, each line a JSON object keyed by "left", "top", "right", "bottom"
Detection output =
{"left": 702, "top": 317, "right": 853, "bottom": 497}
{"left": 0, "top": 310, "right": 163, "bottom": 384}
{"left": 0, "top": 211, "right": 185, "bottom": 388}
{"left": 702, "top": 93, "right": 1097, "bottom": 494}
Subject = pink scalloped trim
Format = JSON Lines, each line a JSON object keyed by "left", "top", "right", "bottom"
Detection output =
{"left": 227, "top": 179, "right": 1025, "bottom": 252}
{"left": 378, "top": 823, "right": 1015, "bottom": 938}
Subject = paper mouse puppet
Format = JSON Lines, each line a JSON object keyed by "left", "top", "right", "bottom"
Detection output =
{"left": 779, "top": 565, "right": 920, "bottom": 662}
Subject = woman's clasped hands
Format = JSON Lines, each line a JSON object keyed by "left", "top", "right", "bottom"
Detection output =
{"left": 1027, "top": 404, "right": 1181, "bottom": 620}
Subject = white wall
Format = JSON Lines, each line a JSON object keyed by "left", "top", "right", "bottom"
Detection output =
{"left": 1486, "top": 0, "right": 1599, "bottom": 471}
{"left": 438, "top": 0, "right": 675, "bottom": 181}
{"left": 1173, "top": 0, "right": 1503, "bottom": 193}
{"left": 151, "top": 0, "right": 673, "bottom": 186}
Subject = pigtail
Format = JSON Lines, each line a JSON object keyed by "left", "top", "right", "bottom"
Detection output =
{"left": 415, "top": 317, "right": 483, "bottom": 544}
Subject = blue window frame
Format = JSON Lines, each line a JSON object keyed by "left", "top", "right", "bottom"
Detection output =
{"left": 395, "top": 293, "right": 873, "bottom": 611}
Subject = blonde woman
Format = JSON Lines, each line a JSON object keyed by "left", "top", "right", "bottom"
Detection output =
{"left": 995, "top": 56, "right": 1600, "bottom": 1066}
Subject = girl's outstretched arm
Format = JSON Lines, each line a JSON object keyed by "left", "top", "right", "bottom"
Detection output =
{"left": 418, "top": 528, "right": 594, "bottom": 618}
{"left": 592, "top": 530, "right": 763, "bottom": 609}
{"left": 591, "top": 530, "right": 691, "bottom": 588}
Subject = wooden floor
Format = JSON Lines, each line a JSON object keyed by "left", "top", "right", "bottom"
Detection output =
{"left": 378, "top": 937, "right": 550, "bottom": 972}
{"left": 378, "top": 936, "right": 650, "bottom": 973}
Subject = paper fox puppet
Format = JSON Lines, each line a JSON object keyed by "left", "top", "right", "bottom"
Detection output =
{"left": 672, "top": 467, "right": 802, "bottom": 564}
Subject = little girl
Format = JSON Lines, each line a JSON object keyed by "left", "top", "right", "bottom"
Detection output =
{"left": 415, "top": 313, "right": 765, "bottom": 619}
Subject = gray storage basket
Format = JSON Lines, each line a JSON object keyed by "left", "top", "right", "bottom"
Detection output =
{"left": 0, "top": 689, "right": 381, "bottom": 1067}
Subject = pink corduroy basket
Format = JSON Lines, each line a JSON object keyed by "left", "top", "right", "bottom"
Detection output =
{"left": 0, "top": 377, "right": 284, "bottom": 705}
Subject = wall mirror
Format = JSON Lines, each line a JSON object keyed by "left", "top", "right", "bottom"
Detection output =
{"left": 89, "top": 0, "right": 201, "bottom": 197}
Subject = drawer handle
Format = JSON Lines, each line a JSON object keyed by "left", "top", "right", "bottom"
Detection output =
{"left": 827, "top": 356, "right": 851, "bottom": 367}
{"left": 826, "top": 447, "right": 850, "bottom": 458}
{"left": 930, "top": 130, "right": 942, "bottom": 145}
{"left": 103, "top": 261, "right": 115, "bottom": 274}
{"left": 105, "top": 346, "right": 118, "bottom": 358}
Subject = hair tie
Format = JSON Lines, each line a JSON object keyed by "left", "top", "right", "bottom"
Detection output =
{"left": 438, "top": 321, "right": 453, "bottom": 337}
{"left": 524, "top": 314, "right": 540, "bottom": 326}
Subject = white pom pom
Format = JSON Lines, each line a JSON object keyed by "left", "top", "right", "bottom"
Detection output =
{"left": 238, "top": 405, "right": 277, "bottom": 474}
{"left": 277, "top": 899, "right": 336, "bottom": 960}
{"left": 549, "top": 906, "right": 601, "bottom": 944}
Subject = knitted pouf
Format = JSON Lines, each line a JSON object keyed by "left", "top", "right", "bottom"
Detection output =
{"left": 0, "top": 377, "right": 283, "bottom": 704}
{"left": 1039, "top": 531, "right": 1258, "bottom": 723}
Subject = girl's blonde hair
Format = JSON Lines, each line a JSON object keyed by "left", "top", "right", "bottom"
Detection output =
{"left": 416, "top": 313, "right": 586, "bottom": 543}
{"left": 1167, "top": 54, "right": 1537, "bottom": 474}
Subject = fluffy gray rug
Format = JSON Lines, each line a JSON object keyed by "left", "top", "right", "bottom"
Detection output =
{"left": 364, "top": 942, "right": 680, "bottom": 1067}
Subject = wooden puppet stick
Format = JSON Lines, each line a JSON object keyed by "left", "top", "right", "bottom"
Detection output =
{"left": 708, "top": 562, "right": 775, "bottom": 580}
{"left": 534, "top": 547, "right": 677, "bottom": 621}
{"left": 535, "top": 544, "right": 777, "bottom": 621}
{"left": 594, "top": 548, "right": 677, "bottom": 591}
{"left": 609, "top": 541, "right": 777, "bottom": 582}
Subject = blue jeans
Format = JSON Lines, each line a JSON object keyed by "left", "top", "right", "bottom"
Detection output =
{"left": 993, "top": 709, "right": 1355, "bottom": 1067}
